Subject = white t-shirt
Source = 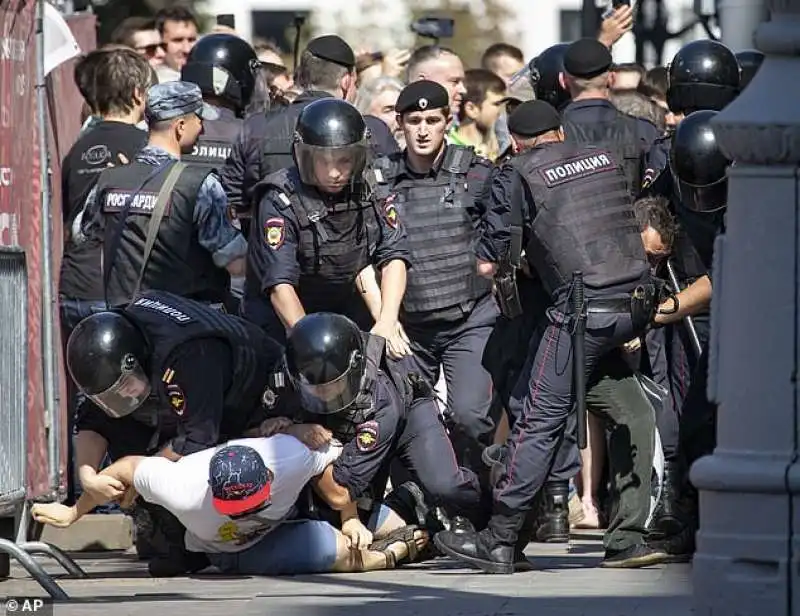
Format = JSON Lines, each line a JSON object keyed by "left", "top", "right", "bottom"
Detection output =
{"left": 133, "top": 434, "right": 341, "bottom": 553}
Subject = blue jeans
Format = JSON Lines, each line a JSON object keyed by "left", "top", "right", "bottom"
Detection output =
{"left": 207, "top": 520, "right": 338, "bottom": 575}
{"left": 59, "top": 296, "right": 118, "bottom": 511}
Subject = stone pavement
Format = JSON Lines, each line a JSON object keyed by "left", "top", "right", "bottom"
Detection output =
{"left": 0, "top": 535, "right": 693, "bottom": 616}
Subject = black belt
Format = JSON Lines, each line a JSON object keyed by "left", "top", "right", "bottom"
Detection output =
{"left": 587, "top": 297, "right": 632, "bottom": 314}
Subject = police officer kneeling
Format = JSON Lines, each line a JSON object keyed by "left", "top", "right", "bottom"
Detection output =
{"left": 66, "top": 290, "right": 285, "bottom": 575}
{"left": 274, "top": 312, "right": 485, "bottom": 537}
{"left": 434, "top": 100, "right": 666, "bottom": 573}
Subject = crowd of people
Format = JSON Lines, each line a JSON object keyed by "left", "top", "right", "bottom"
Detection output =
{"left": 29, "top": 2, "right": 761, "bottom": 580}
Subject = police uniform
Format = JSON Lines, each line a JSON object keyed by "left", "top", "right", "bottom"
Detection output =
{"left": 435, "top": 101, "right": 665, "bottom": 572}
{"left": 559, "top": 39, "right": 659, "bottom": 196}
{"left": 182, "top": 104, "right": 241, "bottom": 172}
{"left": 283, "top": 333, "right": 485, "bottom": 527}
{"left": 368, "top": 81, "right": 498, "bottom": 463}
{"left": 121, "top": 290, "right": 283, "bottom": 455}
{"left": 221, "top": 35, "right": 398, "bottom": 218}
{"left": 78, "top": 82, "right": 247, "bottom": 306}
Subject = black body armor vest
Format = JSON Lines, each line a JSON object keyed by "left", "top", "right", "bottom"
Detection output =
{"left": 125, "top": 290, "right": 282, "bottom": 438}
{"left": 370, "top": 146, "right": 491, "bottom": 313}
{"left": 563, "top": 110, "right": 649, "bottom": 198}
{"left": 256, "top": 167, "right": 379, "bottom": 312}
{"left": 511, "top": 143, "right": 649, "bottom": 298}
{"left": 98, "top": 161, "right": 229, "bottom": 305}
{"left": 182, "top": 116, "right": 242, "bottom": 171}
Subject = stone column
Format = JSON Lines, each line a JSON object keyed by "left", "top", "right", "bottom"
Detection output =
{"left": 691, "top": 1, "right": 800, "bottom": 614}
{"left": 718, "top": 0, "right": 768, "bottom": 51}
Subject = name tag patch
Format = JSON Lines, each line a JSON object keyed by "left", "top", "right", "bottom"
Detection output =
{"left": 103, "top": 190, "right": 170, "bottom": 216}
{"left": 132, "top": 297, "right": 193, "bottom": 323}
{"left": 539, "top": 152, "right": 616, "bottom": 187}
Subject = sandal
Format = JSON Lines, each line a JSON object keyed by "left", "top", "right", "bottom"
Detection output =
{"left": 369, "top": 524, "right": 423, "bottom": 568}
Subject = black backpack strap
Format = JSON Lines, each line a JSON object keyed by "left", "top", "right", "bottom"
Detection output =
{"left": 440, "top": 145, "right": 474, "bottom": 206}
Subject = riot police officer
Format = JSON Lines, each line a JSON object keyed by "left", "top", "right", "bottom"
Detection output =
{"left": 646, "top": 111, "right": 731, "bottom": 559}
{"left": 67, "top": 290, "right": 284, "bottom": 459}
{"left": 66, "top": 289, "right": 284, "bottom": 575}
{"left": 644, "top": 39, "right": 740, "bottom": 179}
{"left": 180, "top": 34, "right": 260, "bottom": 171}
{"left": 222, "top": 35, "right": 398, "bottom": 218}
{"left": 558, "top": 38, "right": 659, "bottom": 195}
{"left": 277, "top": 312, "right": 485, "bottom": 532}
{"left": 245, "top": 98, "right": 411, "bottom": 347}
{"left": 435, "top": 100, "right": 666, "bottom": 573}
{"left": 77, "top": 82, "right": 247, "bottom": 307}
{"left": 368, "top": 80, "right": 498, "bottom": 466}
{"left": 640, "top": 39, "right": 739, "bottom": 545}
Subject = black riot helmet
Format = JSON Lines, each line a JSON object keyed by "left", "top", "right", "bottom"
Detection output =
{"left": 285, "top": 313, "right": 366, "bottom": 416}
{"left": 293, "top": 98, "right": 369, "bottom": 191}
{"left": 66, "top": 312, "right": 152, "bottom": 418}
{"left": 669, "top": 110, "right": 730, "bottom": 213}
{"left": 181, "top": 34, "right": 259, "bottom": 113}
{"left": 529, "top": 43, "right": 571, "bottom": 110}
{"left": 666, "top": 40, "right": 740, "bottom": 114}
{"left": 735, "top": 49, "right": 765, "bottom": 93}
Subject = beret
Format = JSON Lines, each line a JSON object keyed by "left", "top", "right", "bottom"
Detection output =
{"left": 395, "top": 80, "right": 449, "bottom": 114}
{"left": 507, "top": 100, "right": 561, "bottom": 137}
{"left": 563, "top": 38, "right": 613, "bottom": 78}
{"left": 306, "top": 35, "right": 355, "bottom": 69}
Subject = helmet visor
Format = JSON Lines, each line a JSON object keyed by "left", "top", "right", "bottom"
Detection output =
{"left": 89, "top": 355, "right": 151, "bottom": 418}
{"left": 294, "top": 142, "right": 368, "bottom": 191}
{"left": 292, "top": 352, "right": 363, "bottom": 415}
{"left": 674, "top": 175, "right": 728, "bottom": 213}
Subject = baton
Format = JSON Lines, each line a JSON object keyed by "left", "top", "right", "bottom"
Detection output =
{"left": 571, "top": 271, "right": 588, "bottom": 450}
{"left": 665, "top": 259, "right": 703, "bottom": 358}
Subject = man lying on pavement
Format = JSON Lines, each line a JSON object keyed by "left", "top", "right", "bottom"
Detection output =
{"left": 32, "top": 434, "right": 428, "bottom": 575}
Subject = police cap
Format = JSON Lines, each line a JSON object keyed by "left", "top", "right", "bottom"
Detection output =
{"left": 395, "top": 80, "right": 449, "bottom": 114}
{"left": 507, "top": 100, "right": 562, "bottom": 137}
{"left": 306, "top": 35, "right": 356, "bottom": 69}
{"left": 563, "top": 38, "right": 613, "bottom": 78}
{"left": 145, "top": 81, "right": 219, "bottom": 123}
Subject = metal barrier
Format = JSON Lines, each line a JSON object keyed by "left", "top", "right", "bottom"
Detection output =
{"left": 0, "top": 249, "right": 82, "bottom": 600}
{"left": 0, "top": 248, "right": 28, "bottom": 512}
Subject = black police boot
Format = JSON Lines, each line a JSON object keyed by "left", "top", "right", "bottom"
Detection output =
{"left": 130, "top": 504, "right": 158, "bottom": 561}
{"left": 534, "top": 481, "right": 570, "bottom": 544}
{"left": 434, "top": 511, "right": 524, "bottom": 575}
{"left": 648, "top": 461, "right": 684, "bottom": 540}
{"left": 513, "top": 510, "right": 537, "bottom": 572}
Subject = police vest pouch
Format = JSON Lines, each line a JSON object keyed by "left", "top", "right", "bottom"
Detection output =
{"left": 132, "top": 162, "right": 188, "bottom": 300}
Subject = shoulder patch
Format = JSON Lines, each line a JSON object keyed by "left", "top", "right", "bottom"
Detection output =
{"left": 355, "top": 420, "right": 380, "bottom": 452}
{"left": 167, "top": 383, "right": 186, "bottom": 416}
{"left": 383, "top": 196, "right": 399, "bottom": 229}
{"left": 264, "top": 217, "right": 285, "bottom": 249}
{"left": 539, "top": 151, "right": 617, "bottom": 188}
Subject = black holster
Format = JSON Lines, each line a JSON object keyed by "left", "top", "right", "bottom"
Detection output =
{"left": 495, "top": 266, "right": 523, "bottom": 320}
{"left": 630, "top": 283, "right": 659, "bottom": 332}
